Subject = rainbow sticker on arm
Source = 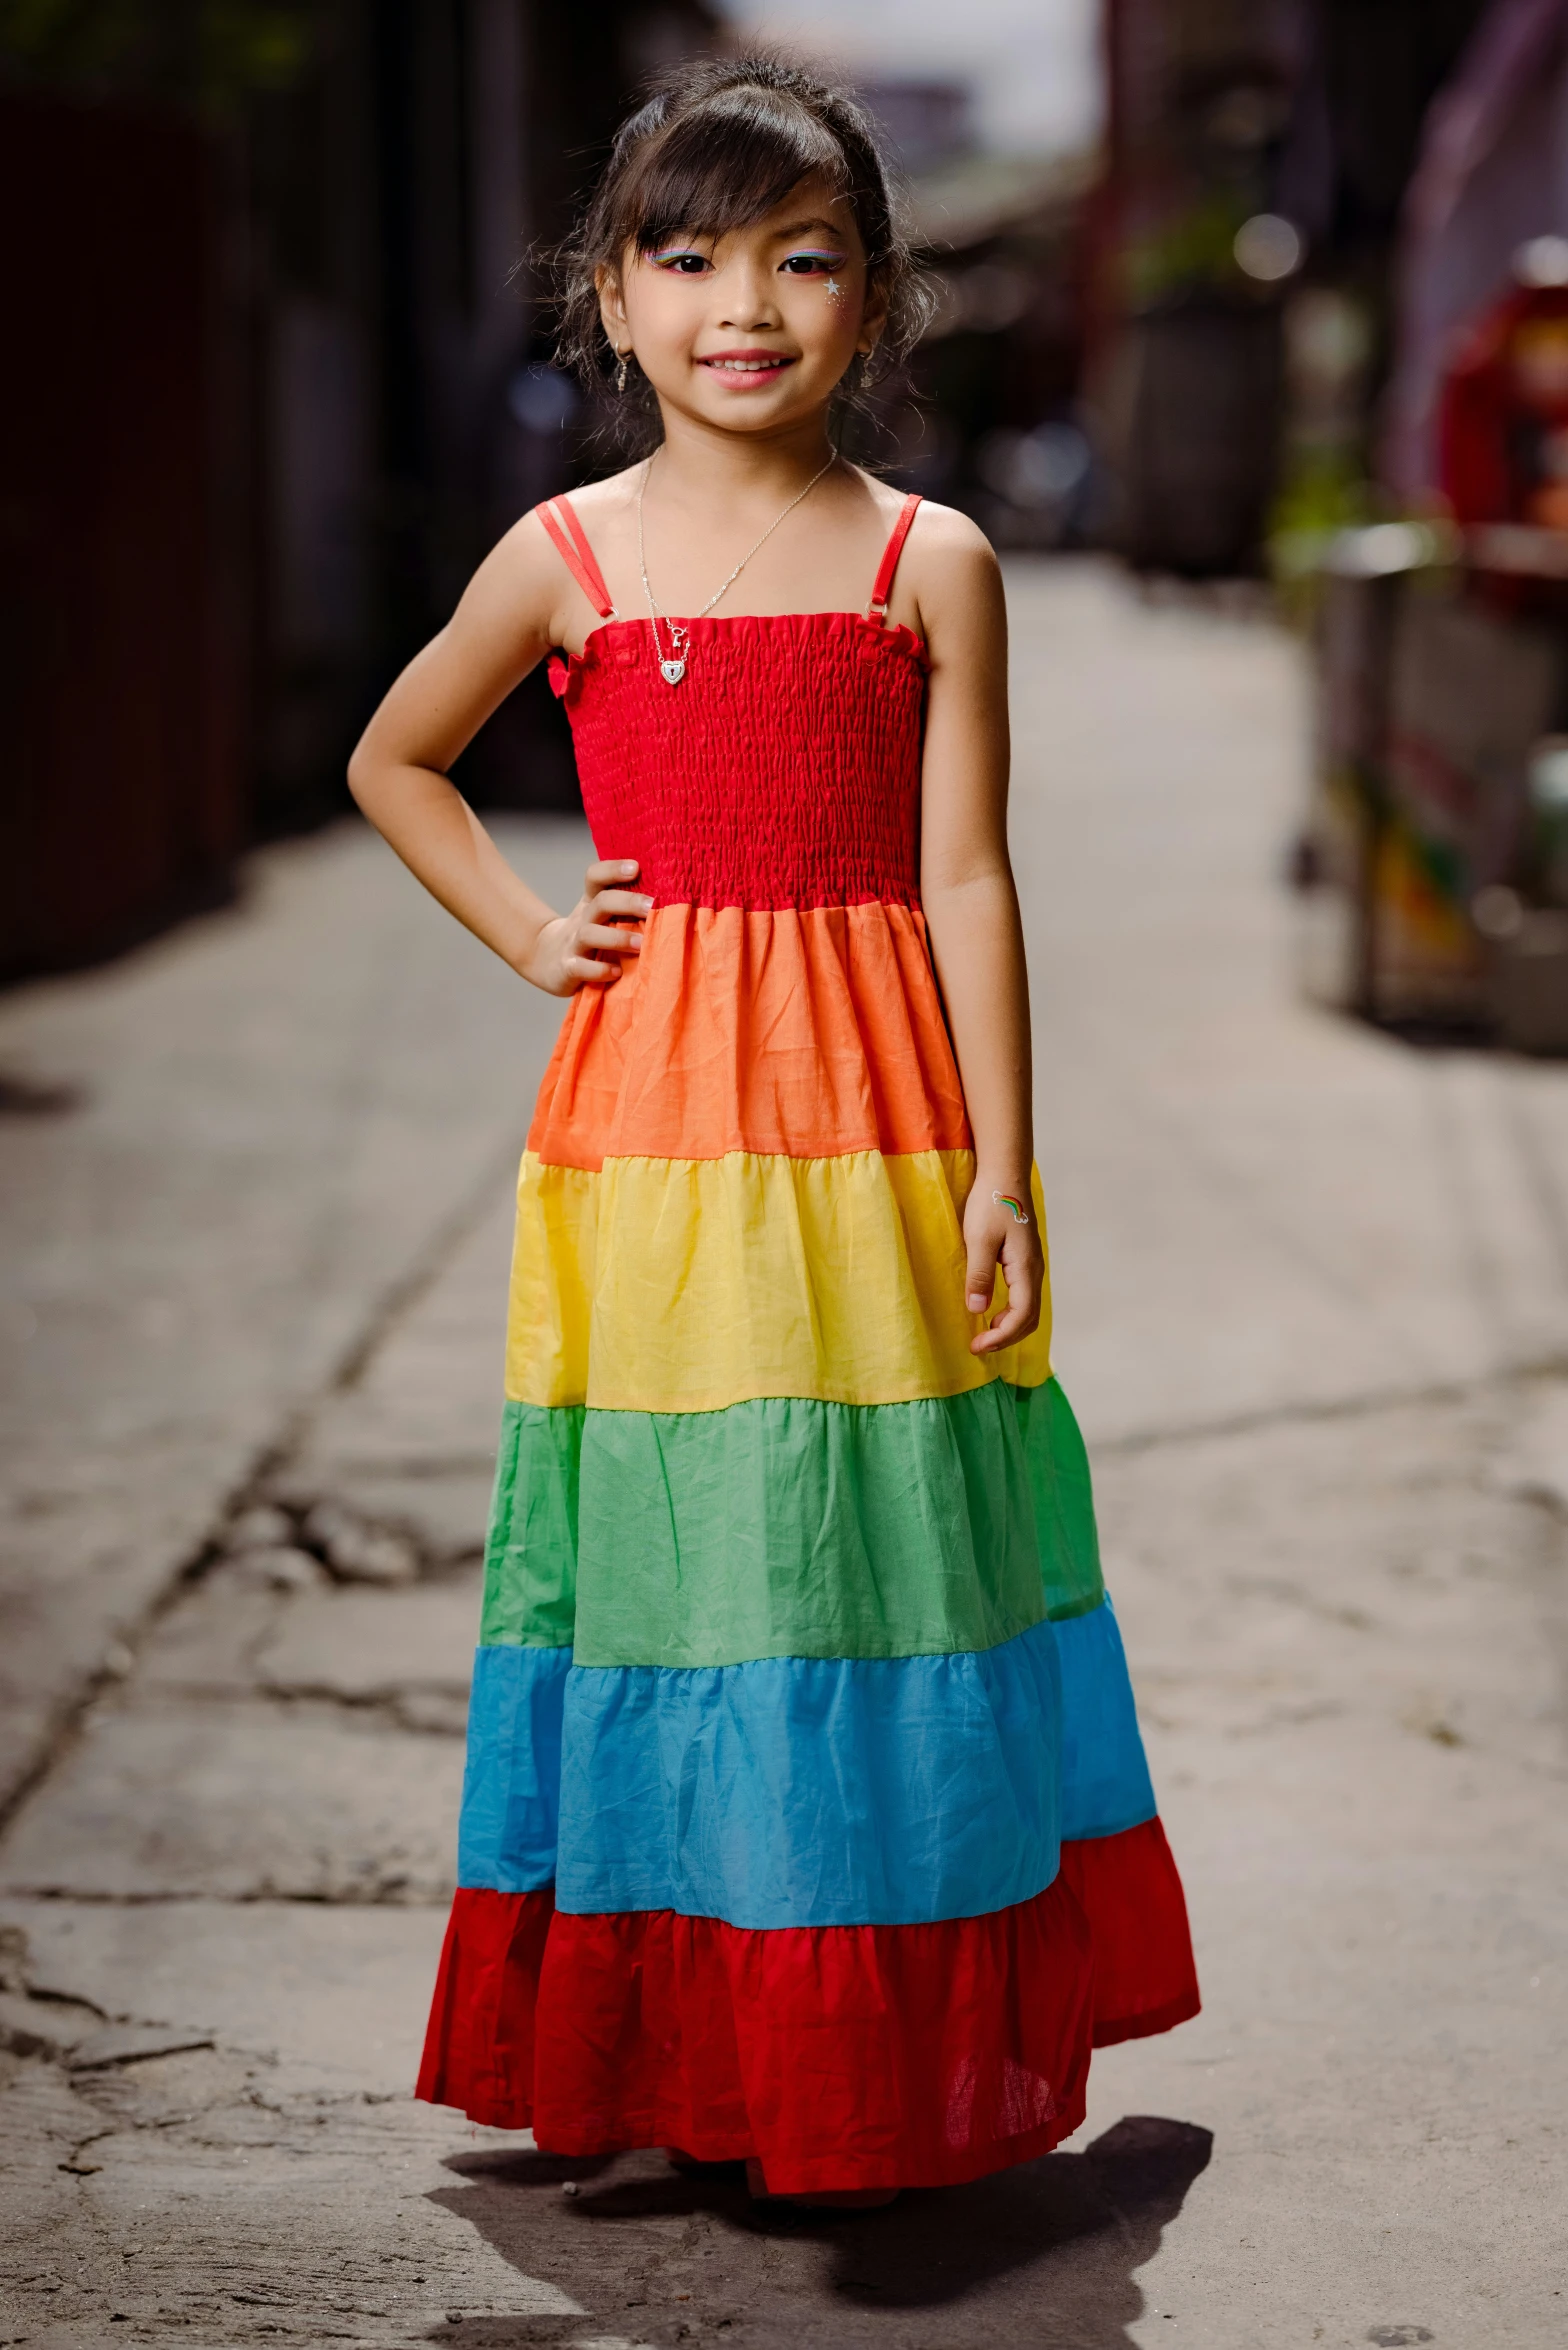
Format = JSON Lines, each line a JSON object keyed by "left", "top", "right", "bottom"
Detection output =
{"left": 992, "top": 1191, "right": 1031, "bottom": 1226}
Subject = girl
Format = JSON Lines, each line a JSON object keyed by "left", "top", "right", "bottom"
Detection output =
{"left": 351, "top": 56, "right": 1199, "bottom": 2208}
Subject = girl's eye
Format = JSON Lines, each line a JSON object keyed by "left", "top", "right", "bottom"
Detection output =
{"left": 650, "top": 250, "right": 710, "bottom": 275}
{"left": 781, "top": 252, "right": 846, "bottom": 276}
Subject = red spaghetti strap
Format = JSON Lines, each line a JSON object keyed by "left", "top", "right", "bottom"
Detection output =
{"left": 867, "top": 493, "right": 922, "bottom": 622}
{"left": 556, "top": 498, "right": 617, "bottom": 612}
{"left": 536, "top": 498, "right": 616, "bottom": 618}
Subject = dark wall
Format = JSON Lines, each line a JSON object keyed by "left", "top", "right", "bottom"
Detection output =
{"left": 1, "top": 0, "right": 716, "bottom": 977}
{"left": 1311, "top": 0, "right": 1491, "bottom": 260}
{"left": 0, "top": 94, "right": 244, "bottom": 980}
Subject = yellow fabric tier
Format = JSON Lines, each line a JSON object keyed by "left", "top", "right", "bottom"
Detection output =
{"left": 504, "top": 1148, "right": 1052, "bottom": 1415}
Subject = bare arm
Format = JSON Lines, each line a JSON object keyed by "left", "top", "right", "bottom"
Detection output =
{"left": 913, "top": 513, "right": 1042, "bottom": 1355}
{"left": 346, "top": 509, "right": 650, "bottom": 994}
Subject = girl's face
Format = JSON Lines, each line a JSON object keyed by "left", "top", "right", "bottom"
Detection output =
{"left": 598, "top": 178, "right": 886, "bottom": 437}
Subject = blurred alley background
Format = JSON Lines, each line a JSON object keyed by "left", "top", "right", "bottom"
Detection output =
{"left": 10, "top": 0, "right": 1568, "bottom": 1028}
{"left": 4, "top": 6, "right": 1568, "bottom": 2346}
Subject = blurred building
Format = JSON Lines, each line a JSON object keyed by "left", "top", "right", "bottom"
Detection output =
{"left": 1296, "top": 2, "right": 1568, "bottom": 1048}
{"left": 1092, "top": 0, "right": 1490, "bottom": 575}
{"left": 854, "top": 79, "right": 1095, "bottom": 549}
{"left": 901, "top": 149, "right": 1096, "bottom": 551}
{"left": 0, "top": 0, "right": 714, "bottom": 984}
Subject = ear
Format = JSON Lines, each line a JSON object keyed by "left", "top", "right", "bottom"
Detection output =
{"left": 857, "top": 267, "right": 890, "bottom": 359}
{"left": 596, "top": 260, "right": 630, "bottom": 357}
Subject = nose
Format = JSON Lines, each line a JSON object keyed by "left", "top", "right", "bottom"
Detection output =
{"left": 716, "top": 255, "right": 781, "bottom": 333}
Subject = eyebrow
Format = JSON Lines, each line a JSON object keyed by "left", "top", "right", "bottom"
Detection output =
{"left": 770, "top": 218, "right": 848, "bottom": 243}
{"left": 642, "top": 217, "right": 847, "bottom": 257}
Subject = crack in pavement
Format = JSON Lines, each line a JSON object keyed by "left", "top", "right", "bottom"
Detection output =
{"left": 1090, "top": 1348, "right": 1568, "bottom": 1457}
{"left": 0, "top": 1136, "right": 514, "bottom": 1848}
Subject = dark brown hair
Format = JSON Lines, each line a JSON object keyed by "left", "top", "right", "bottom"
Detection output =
{"left": 555, "top": 54, "right": 932, "bottom": 451}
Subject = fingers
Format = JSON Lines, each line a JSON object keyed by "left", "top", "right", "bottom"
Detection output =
{"left": 578, "top": 867, "right": 651, "bottom": 978}
{"left": 965, "top": 1229, "right": 999, "bottom": 1317}
{"left": 972, "top": 1279, "right": 1040, "bottom": 1353}
{"left": 578, "top": 920, "right": 643, "bottom": 955}
{"left": 969, "top": 1233, "right": 1042, "bottom": 1355}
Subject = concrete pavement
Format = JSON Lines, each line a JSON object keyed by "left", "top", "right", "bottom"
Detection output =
{"left": 1, "top": 561, "right": 1565, "bottom": 2348}
{"left": 0, "top": 819, "right": 591, "bottom": 1814}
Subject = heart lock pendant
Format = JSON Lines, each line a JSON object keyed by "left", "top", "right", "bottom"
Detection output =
{"left": 660, "top": 659, "right": 686, "bottom": 686}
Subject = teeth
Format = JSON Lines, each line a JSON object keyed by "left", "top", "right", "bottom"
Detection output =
{"left": 709, "top": 359, "right": 782, "bottom": 372}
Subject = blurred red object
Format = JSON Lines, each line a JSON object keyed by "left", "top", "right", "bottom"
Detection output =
{"left": 1438, "top": 263, "right": 1568, "bottom": 526}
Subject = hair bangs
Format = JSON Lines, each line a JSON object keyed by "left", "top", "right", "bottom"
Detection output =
{"left": 620, "top": 93, "right": 850, "bottom": 255}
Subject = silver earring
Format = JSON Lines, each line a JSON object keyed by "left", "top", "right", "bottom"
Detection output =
{"left": 614, "top": 352, "right": 629, "bottom": 394}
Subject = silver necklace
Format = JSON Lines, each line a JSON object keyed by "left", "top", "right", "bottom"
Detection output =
{"left": 636, "top": 450, "right": 838, "bottom": 685}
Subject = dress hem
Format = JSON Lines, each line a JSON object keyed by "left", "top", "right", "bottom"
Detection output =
{"left": 416, "top": 1820, "right": 1198, "bottom": 2194}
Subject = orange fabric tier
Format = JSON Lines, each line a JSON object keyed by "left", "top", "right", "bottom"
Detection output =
{"left": 528, "top": 901, "right": 972, "bottom": 1171}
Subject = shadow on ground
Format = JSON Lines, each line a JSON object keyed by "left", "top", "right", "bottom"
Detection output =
{"left": 426, "top": 2114, "right": 1212, "bottom": 2347}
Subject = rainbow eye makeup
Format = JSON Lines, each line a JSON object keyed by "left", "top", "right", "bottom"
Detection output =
{"left": 648, "top": 248, "right": 711, "bottom": 274}
{"left": 781, "top": 249, "right": 847, "bottom": 276}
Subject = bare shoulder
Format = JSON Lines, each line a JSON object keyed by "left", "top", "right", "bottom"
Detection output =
{"left": 467, "top": 464, "right": 644, "bottom": 648}
{"left": 902, "top": 499, "right": 1002, "bottom": 648}
{"left": 492, "top": 462, "right": 640, "bottom": 565}
{"left": 444, "top": 503, "right": 568, "bottom": 656}
{"left": 907, "top": 497, "right": 999, "bottom": 580}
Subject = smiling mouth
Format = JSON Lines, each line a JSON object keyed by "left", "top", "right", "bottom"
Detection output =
{"left": 699, "top": 353, "right": 795, "bottom": 377}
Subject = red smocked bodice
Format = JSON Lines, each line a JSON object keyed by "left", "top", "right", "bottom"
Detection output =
{"left": 540, "top": 492, "right": 928, "bottom": 912}
{"left": 549, "top": 615, "right": 927, "bottom": 910}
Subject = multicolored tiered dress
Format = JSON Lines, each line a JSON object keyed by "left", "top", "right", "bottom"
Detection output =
{"left": 416, "top": 491, "right": 1199, "bottom": 2195}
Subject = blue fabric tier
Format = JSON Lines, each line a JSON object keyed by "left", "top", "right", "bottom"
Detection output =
{"left": 456, "top": 1597, "right": 1156, "bottom": 1930}
{"left": 1054, "top": 1598, "right": 1159, "bottom": 1843}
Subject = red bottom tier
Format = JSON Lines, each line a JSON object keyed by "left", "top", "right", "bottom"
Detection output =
{"left": 417, "top": 1819, "right": 1198, "bottom": 2196}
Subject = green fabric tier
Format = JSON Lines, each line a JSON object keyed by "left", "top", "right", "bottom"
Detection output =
{"left": 482, "top": 1375, "right": 1103, "bottom": 1668}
